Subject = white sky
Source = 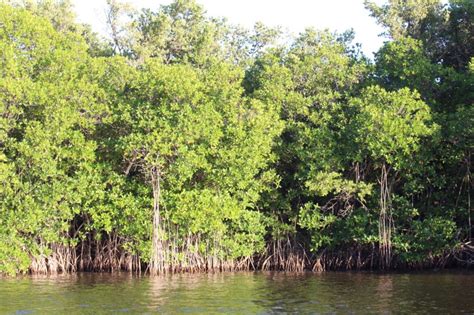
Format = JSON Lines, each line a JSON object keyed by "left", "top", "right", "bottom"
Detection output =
{"left": 73, "top": 0, "right": 388, "bottom": 57}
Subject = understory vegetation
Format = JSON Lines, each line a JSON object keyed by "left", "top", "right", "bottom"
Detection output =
{"left": 0, "top": 0, "right": 472, "bottom": 275}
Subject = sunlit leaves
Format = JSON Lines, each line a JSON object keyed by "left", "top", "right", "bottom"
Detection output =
{"left": 352, "top": 86, "right": 437, "bottom": 170}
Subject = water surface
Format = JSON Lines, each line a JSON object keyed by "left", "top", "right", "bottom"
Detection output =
{"left": 1, "top": 271, "right": 473, "bottom": 314}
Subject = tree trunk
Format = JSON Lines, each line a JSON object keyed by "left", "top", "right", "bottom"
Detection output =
{"left": 467, "top": 150, "right": 472, "bottom": 242}
{"left": 150, "top": 166, "right": 165, "bottom": 274}
{"left": 379, "top": 163, "right": 392, "bottom": 269}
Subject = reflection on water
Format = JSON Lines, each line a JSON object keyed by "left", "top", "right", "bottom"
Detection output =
{"left": 0, "top": 271, "right": 473, "bottom": 314}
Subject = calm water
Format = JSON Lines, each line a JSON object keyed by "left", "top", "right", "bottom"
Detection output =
{"left": 1, "top": 271, "right": 473, "bottom": 314}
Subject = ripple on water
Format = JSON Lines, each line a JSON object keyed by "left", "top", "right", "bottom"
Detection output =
{"left": 0, "top": 271, "right": 473, "bottom": 314}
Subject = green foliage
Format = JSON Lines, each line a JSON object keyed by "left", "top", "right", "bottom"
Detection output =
{"left": 0, "top": 0, "right": 472, "bottom": 273}
{"left": 366, "top": 0, "right": 474, "bottom": 70}
{"left": 364, "top": 0, "right": 444, "bottom": 40}
{"left": 135, "top": 0, "right": 222, "bottom": 64}
{"left": 352, "top": 86, "right": 437, "bottom": 170}
{"left": 395, "top": 217, "right": 457, "bottom": 263}
{"left": 0, "top": 3, "right": 112, "bottom": 272}
{"left": 374, "top": 38, "right": 441, "bottom": 101}
{"left": 112, "top": 57, "right": 281, "bottom": 263}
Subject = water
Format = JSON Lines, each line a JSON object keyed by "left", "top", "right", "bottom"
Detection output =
{"left": 0, "top": 271, "right": 473, "bottom": 314}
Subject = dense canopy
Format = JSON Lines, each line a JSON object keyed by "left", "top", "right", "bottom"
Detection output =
{"left": 0, "top": 0, "right": 472, "bottom": 275}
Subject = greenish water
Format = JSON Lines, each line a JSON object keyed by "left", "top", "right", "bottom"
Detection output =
{"left": 0, "top": 271, "right": 473, "bottom": 314}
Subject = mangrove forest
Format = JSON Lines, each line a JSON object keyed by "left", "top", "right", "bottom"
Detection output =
{"left": 0, "top": 0, "right": 473, "bottom": 275}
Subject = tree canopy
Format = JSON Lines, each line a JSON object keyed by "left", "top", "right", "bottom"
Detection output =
{"left": 0, "top": 0, "right": 472, "bottom": 275}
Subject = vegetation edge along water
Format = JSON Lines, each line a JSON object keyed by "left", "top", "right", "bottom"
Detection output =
{"left": 0, "top": 0, "right": 472, "bottom": 276}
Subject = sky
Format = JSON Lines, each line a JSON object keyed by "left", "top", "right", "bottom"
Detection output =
{"left": 74, "top": 0, "right": 388, "bottom": 57}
